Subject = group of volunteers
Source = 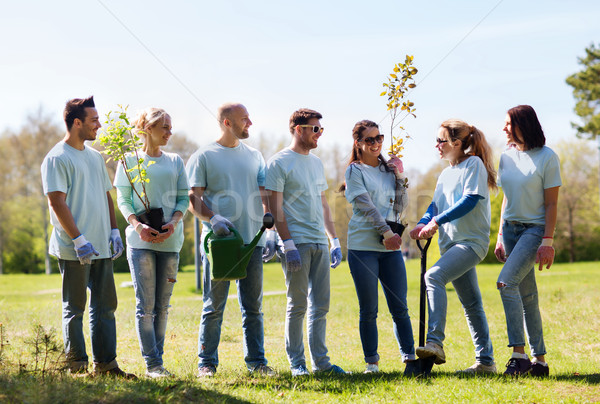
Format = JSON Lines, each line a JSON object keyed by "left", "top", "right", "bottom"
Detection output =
{"left": 41, "top": 96, "right": 560, "bottom": 381}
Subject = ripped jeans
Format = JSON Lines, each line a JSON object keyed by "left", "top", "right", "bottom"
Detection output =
{"left": 497, "top": 221, "right": 546, "bottom": 356}
{"left": 127, "top": 248, "right": 179, "bottom": 369}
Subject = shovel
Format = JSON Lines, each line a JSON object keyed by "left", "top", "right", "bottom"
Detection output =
{"left": 416, "top": 238, "right": 435, "bottom": 376}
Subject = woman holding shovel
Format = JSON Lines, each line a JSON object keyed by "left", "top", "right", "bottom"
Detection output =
{"left": 410, "top": 119, "right": 497, "bottom": 374}
{"left": 341, "top": 119, "right": 419, "bottom": 376}
{"left": 494, "top": 105, "right": 560, "bottom": 377}
{"left": 114, "top": 108, "right": 189, "bottom": 378}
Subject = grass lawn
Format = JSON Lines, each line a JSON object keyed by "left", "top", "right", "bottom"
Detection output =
{"left": 1, "top": 258, "right": 599, "bottom": 403}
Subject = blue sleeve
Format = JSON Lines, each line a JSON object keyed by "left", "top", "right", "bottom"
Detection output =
{"left": 434, "top": 194, "right": 482, "bottom": 225}
{"left": 418, "top": 202, "right": 438, "bottom": 225}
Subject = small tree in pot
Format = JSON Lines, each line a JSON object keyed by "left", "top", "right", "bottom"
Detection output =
{"left": 97, "top": 106, "right": 166, "bottom": 232}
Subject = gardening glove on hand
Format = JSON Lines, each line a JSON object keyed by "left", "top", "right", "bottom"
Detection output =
{"left": 536, "top": 238, "right": 555, "bottom": 271}
{"left": 382, "top": 231, "right": 402, "bottom": 250}
{"left": 109, "top": 228, "right": 124, "bottom": 260}
{"left": 494, "top": 234, "right": 506, "bottom": 262}
{"left": 135, "top": 222, "right": 159, "bottom": 242}
{"left": 409, "top": 223, "right": 425, "bottom": 239}
{"left": 387, "top": 155, "right": 404, "bottom": 178}
{"left": 262, "top": 230, "right": 278, "bottom": 262}
{"left": 210, "top": 214, "right": 233, "bottom": 237}
{"left": 73, "top": 235, "right": 99, "bottom": 265}
{"left": 419, "top": 220, "right": 438, "bottom": 239}
{"left": 329, "top": 238, "right": 342, "bottom": 269}
{"left": 283, "top": 239, "right": 302, "bottom": 272}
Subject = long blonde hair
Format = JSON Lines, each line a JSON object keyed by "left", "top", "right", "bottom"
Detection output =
{"left": 134, "top": 107, "right": 169, "bottom": 137}
{"left": 440, "top": 119, "right": 497, "bottom": 190}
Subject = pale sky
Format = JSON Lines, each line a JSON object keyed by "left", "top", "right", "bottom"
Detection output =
{"left": 1, "top": 0, "right": 598, "bottom": 171}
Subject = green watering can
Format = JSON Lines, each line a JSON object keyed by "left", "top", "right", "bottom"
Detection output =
{"left": 204, "top": 213, "right": 275, "bottom": 281}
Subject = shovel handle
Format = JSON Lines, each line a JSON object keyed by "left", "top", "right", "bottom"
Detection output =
{"left": 416, "top": 237, "right": 432, "bottom": 348}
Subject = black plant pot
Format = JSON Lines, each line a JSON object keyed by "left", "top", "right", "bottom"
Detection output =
{"left": 137, "top": 207, "right": 168, "bottom": 233}
{"left": 380, "top": 220, "right": 406, "bottom": 244}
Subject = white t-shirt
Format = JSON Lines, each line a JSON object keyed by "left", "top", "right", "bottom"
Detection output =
{"left": 114, "top": 151, "right": 189, "bottom": 252}
{"left": 41, "top": 141, "right": 113, "bottom": 260}
{"left": 498, "top": 145, "right": 562, "bottom": 225}
{"left": 433, "top": 156, "right": 491, "bottom": 260}
{"left": 186, "top": 141, "right": 266, "bottom": 246}
{"left": 344, "top": 162, "right": 397, "bottom": 252}
{"left": 265, "top": 148, "right": 328, "bottom": 245}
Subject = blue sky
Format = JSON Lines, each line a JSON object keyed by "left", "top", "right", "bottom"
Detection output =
{"left": 1, "top": 0, "right": 598, "bottom": 171}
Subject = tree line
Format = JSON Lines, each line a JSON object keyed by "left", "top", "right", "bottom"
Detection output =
{"left": 0, "top": 111, "right": 597, "bottom": 274}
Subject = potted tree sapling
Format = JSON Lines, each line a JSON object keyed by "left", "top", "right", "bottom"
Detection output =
{"left": 379, "top": 54, "right": 419, "bottom": 236}
{"left": 97, "top": 105, "right": 166, "bottom": 232}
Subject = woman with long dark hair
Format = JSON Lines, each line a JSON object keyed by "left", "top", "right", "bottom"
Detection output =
{"left": 410, "top": 119, "right": 497, "bottom": 374}
{"left": 341, "top": 119, "right": 418, "bottom": 375}
{"left": 494, "top": 105, "right": 560, "bottom": 377}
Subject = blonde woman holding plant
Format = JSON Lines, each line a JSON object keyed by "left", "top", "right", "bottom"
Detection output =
{"left": 114, "top": 108, "right": 189, "bottom": 378}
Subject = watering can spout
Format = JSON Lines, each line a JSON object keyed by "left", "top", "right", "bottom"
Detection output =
{"left": 205, "top": 213, "right": 275, "bottom": 281}
{"left": 240, "top": 213, "right": 275, "bottom": 256}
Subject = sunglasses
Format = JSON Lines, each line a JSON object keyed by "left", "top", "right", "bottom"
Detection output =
{"left": 436, "top": 138, "right": 449, "bottom": 144}
{"left": 361, "top": 134, "right": 384, "bottom": 146}
{"left": 298, "top": 124, "right": 324, "bottom": 134}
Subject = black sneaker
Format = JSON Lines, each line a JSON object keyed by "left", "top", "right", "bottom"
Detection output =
{"left": 529, "top": 362, "right": 549, "bottom": 377}
{"left": 503, "top": 357, "right": 531, "bottom": 376}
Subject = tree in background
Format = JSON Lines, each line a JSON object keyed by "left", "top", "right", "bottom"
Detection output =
{"left": 554, "top": 138, "right": 600, "bottom": 262}
{"left": 0, "top": 109, "right": 63, "bottom": 274}
{"left": 566, "top": 43, "right": 600, "bottom": 139}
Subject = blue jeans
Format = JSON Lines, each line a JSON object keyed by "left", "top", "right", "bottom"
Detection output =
{"left": 58, "top": 258, "right": 118, "bottom": 372}
{"left": 127, "top": 248, "right": 179, "bottom": 370}
{"left": 198, "top": 246, "right": 266, "bottom": 369}
{"left": 348, "top": 250, "right": 415, "bottom": 363}
{"left": 282, "top": 243, "right": 331, "bottom": 371}
{"left": 425, "top": 244, "right": 494, "bottom": 365}
{"left": 498, "top": 221, "right": 546, "bottom": 356}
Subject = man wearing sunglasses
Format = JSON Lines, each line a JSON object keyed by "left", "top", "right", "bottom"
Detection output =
{"left": 266, "top": 108, "right": 345, "bottom": 377}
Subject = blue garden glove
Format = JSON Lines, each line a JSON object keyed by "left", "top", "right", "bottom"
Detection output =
{"left": 209, "top": 214, "right": 234, "bottom": 237}
{"left": 283, "top": 239, "right": 302, "bottom": 272}
{"left": 73, "top": 235, "right": 99, "bottom": 265}
{"left": 109, "top": 228, "right": 124, "bottom": 260}
{"left": 262, "top": 230, "right": 278, "bottom": 262}
{"left": 329, "top": 238, "right": 342, "bottom": 269}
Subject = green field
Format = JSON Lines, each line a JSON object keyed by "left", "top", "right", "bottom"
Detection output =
{"left": 1, "top": 258, "right": 599, "bottom": 403}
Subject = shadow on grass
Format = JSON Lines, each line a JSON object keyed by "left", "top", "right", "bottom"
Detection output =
{"left": 0, "top": 374, "right": 252, "bottom": 404}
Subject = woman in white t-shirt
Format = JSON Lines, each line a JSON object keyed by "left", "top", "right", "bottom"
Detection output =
{"left": 410, "top": 119, "right": 497, "bottom": 374}
{"left": 114, "top": 108, "right": 189, "bottom": 378}
{"left": 341, "top": 120, "right": 418, "bottom": 376}
{"left": 494, "top": 105, "right": 561, "bottom": 377}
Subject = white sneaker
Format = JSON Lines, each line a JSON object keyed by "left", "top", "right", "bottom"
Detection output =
{"left": 364, "top": 363, "right": 379, "bottom": 374}
{"left": 197, "top": 365, "right": 216, "bottom": 378}
{"left": 146, "top": 366, "right": 172, "bottom": 378}
{"left": 416, "top": 342, "right": 446, "bottom": 364}
{"left": 291, "top": 365, "right": 310, "bottom": 377}
{"left": 458, "top": 362, "right": 497, "bottom": 374}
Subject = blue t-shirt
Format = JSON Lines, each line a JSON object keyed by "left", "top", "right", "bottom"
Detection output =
{"left": 41, "top": 141, "right": 113, "bottom": 260}
{"left": 344, "top": 162, "right": 397, "bottom": 252}
{"left": 114, "top": 151, "right": 189, "bottom": 252}
{"left": 498, "top": 146, "right": 562, "bottom": 225}
{"left": 186, "top": 141, "right": 266, "bottom": 246}
{"left": 432, "top": 156, "right": 491, "bottom": 260}
{"left": 265, "top": 148, "right": 328, "bottom": 245}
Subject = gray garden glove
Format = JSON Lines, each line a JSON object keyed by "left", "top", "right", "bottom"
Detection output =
{"left": 73, "top": 235, "right": 99, "bottom": 265}
{"left": 283, "top": 239, "right": 302, "bottom": 272}
{"left": 209, "top": 214, "right": 234, "bottom": 236}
